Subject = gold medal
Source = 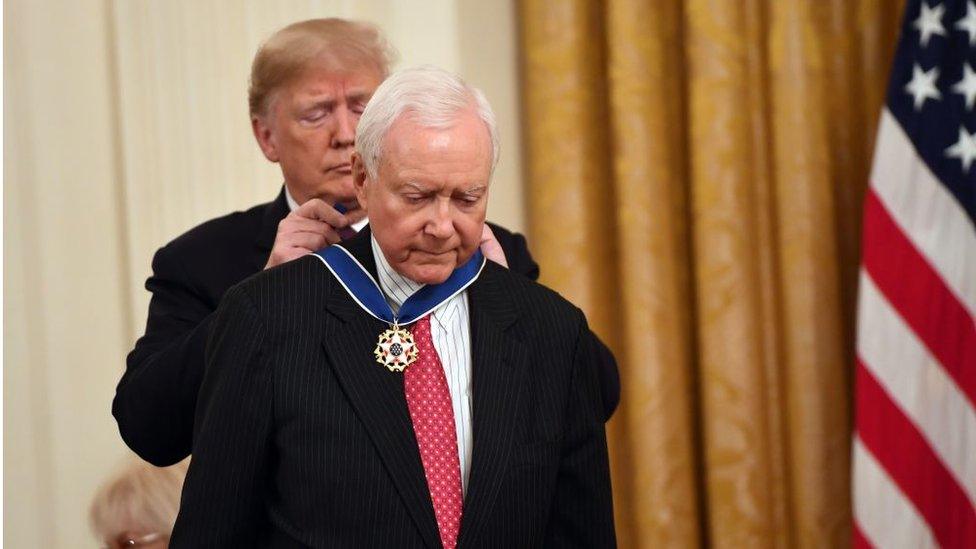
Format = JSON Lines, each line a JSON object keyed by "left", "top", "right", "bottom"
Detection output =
{"left": 374, "top": 323, "right": 418, "bottom": 372}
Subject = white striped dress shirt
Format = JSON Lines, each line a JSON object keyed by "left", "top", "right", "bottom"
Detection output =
{"left": 370, "top": 236, "right": 473, "bottom": 495}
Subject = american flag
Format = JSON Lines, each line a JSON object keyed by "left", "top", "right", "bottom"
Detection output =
{"left": 853, "top": 1, "right": 976, "bottom": 547}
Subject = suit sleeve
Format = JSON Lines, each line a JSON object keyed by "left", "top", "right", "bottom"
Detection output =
{"left": 591, "top": 333, "right": 620, "bottom": 421}
{"left": 113, "top": 244, "right": 215, "bottom": 466}
{"left": 543, "top": 314, "right": 616, "bottom": 547}
{"left": 170, "top": 284, "right": 273, "bottom": 547}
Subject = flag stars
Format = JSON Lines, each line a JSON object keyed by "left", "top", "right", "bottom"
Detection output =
{"left": 915, "top": 2, "right": 947, "bottom": 47}
{"left": 945, "top": 126, "right": 976, "bottom": 172}
{"left": 952, "top": 63, "right": 976, "bottom": 110}
{"left": 905, "top": 63, "right": 942, "bottom": 110}
{"left": 956, "top": 1, "right": 976, "bottom": 45}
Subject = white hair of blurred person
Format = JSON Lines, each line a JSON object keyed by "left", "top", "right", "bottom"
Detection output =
{"left": 89, "top": 458, "right": 188, "bottom": 549}
{"left": 355, "top": 64, "right": 500, "bottom": 180}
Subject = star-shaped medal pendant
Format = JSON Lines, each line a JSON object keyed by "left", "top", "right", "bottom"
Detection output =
{"left": 374, "top": 324, "right": 418, "bottom": 372}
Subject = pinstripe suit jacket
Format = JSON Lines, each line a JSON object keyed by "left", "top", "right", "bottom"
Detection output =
{"left": 170, "top": 228, "right": 616, "bottom": 548}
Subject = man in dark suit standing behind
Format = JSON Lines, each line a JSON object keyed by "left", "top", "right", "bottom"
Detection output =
{"left": 171, "top": 66, "right": 615, "bottom": 547}
{"left": 113, "top": 18, "right": 620, "bottom": 468}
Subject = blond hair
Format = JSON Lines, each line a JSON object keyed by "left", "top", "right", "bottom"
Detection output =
{"left": 248, "top": 18, "right": 397, "bottom": 116}
{"left": 89, "top": 458, "right": 188, "bottom": 544}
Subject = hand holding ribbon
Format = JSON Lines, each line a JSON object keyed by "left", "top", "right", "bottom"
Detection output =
{"left": 265, "top": 199, "right": 366, "bottom": 269}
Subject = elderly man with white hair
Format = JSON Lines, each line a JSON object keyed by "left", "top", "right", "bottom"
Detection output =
{"left": 170, "top": 66, "right": 615, "bottom": 548}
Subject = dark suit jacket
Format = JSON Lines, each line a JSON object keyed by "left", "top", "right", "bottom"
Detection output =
{"left": 113, "top": 189, "right": 620, "bottom": 467}
{"left": 170, "top": 228, "right": 616, "bottom": 548}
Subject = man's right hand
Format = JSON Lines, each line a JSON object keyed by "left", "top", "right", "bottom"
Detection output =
{"left": 264, "top": 199, "right": 366, "bottom": 269}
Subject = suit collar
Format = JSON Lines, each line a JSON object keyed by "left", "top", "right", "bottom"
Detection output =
{"left": 256, "top": 187, "right": 290, "bottom": 251}
{"left": 466, "top": 265, "right": 519, "bottom": 330}
{"left": 337, "top": 224, "right": 379, "bottom": 278}
{"left": 315, "top": 226, "right": 377, "bottom": 328}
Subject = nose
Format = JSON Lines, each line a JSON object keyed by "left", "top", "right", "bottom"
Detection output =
{"left": 330, "top": 108, "right": 355, "bottom": 148}
{"left": 424, "top": 198, "right": 455, "bottom": 239}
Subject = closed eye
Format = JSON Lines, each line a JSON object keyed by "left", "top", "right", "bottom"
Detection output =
{"left": 454, "top": 191, "right": 484, "bottom": 205}
{"left": 302, "top": 109, "right": 327, "bottom": 123}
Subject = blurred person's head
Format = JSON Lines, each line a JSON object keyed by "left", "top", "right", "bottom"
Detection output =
{"left": 89, "top": 458, "right": 188, "bottom": 549}
{"left": 352, "top": 66, "right": 498, "bottom": 285}
{"left": 249, "top": 18, "right": 396, "bottom": 211}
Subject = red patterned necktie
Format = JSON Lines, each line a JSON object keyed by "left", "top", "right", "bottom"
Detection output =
{"left": 405, "top": 315, "right": 463, "bottom": 549}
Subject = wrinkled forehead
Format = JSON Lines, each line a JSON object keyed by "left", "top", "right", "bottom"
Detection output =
{"left": 383, "top": 111, "right": 492, "bottom": 161}
{"left": 268, "top": 58, "right": 384, "bottom": 113}
{"left": 305, "top": 49, "right": 386, "bottom": 80}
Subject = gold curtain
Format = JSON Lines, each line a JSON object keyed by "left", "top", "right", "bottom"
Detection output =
{"left": 517, "top": 0, "right": 904, "bottom": 547}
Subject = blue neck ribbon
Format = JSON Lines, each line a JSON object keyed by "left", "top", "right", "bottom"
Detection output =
{"left": 314, "top": 244, "right": 485, "bottom": 326}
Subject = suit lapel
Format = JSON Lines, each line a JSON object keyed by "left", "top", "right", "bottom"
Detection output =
{"left": 457, "top": 266, "right": 527, "bottom": 547}
{"left": 319, "top": 229, "right": 442, "bottom": 549}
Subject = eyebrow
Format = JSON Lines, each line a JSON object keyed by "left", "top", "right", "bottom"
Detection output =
{"left": 400, "top": 183, "right": 488, "bottom": 195}
{"left": 346, "top": 90, "right": 373, "bottom": 103}
{"left": 402, "top": 182, "right": 432, "bottom": 193}
{"left": 301, "top": 89, "right": 373, "bottom": 108}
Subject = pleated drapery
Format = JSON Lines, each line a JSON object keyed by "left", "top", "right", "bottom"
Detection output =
{"left": 518, "top": 1, "right": 904, "bottom": 547}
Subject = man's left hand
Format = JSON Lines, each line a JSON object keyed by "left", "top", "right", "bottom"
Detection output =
{"left": 479, "top": 224, "right": 508, "bottom": 268}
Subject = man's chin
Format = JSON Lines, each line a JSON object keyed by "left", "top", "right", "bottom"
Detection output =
{"left": 401, "top": 263, "right": 454, "bottom": 285}
{"left": 307, "top": 177, "right": 356, "bottom": 206}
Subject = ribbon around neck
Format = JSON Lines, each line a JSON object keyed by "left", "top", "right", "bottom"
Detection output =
{"left": 314, "top": 244, "right": 485, "bottom": 326}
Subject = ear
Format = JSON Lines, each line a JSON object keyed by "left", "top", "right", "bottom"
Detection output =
{"left": 251, "top": 114, "right": 280, "bottom": 163}
{"left": 351, "top": 151, "right": 370, "bottom": 210}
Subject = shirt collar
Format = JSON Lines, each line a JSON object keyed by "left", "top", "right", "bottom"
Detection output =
{"left": 371, "top": 235, "right": 424, "bottom": 314}
{"left": 284, "top": 185, "right": 300, "bottom": 212}
{"left": 369, "top": 235, "right": 462, "bottom": 327}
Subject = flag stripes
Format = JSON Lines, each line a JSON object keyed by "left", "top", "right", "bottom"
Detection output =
{"left": 857, "top": 270, "right": 976, "bottom": 506}
{"left": 853, "top": 437, "right": 938, "bottom": 549}
{"left": 862, "top": 189, "right": 976, "bottom": 405}
{"left": 869, "top": 110, "right": 976, "bottom": 317}
{"left": 856, "top": 360, "right": 976, "bottom": 547}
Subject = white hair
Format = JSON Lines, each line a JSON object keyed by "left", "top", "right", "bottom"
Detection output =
{"left": 356, "top": 65, "right": 499, "bottom": 179}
